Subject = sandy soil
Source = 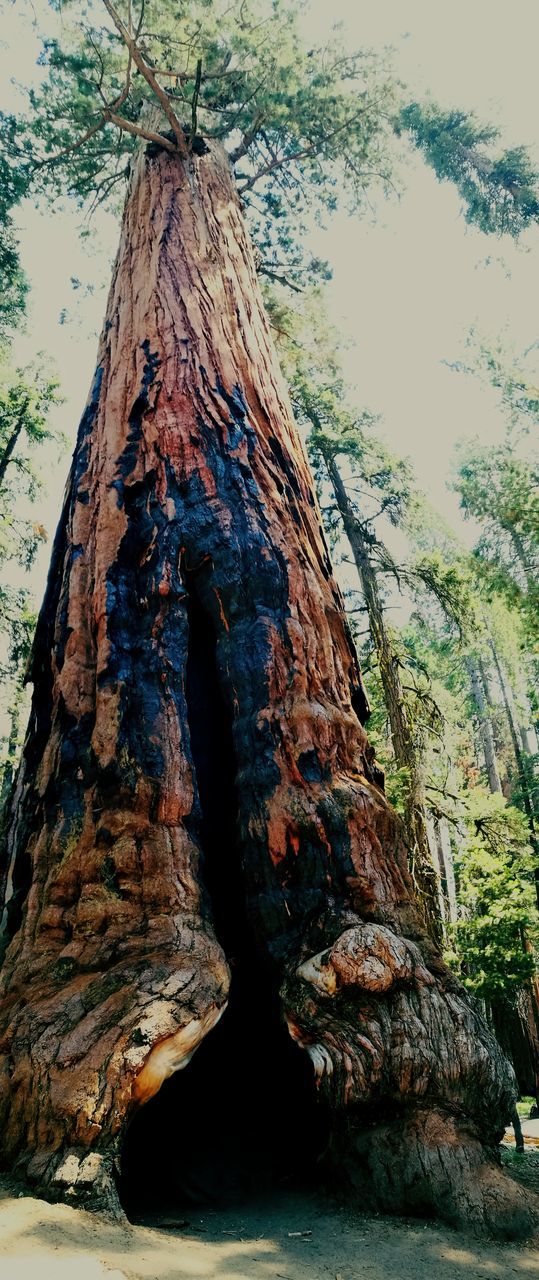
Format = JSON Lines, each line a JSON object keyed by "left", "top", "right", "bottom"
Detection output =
{"left": 1, "top": 1179, "right": 538, "bottom": 1280}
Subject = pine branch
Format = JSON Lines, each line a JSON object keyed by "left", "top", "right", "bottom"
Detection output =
{"left": 229, "top": 109, "right": 266, "bottom": 164}
{"left": 35, "top": 48, "right": 133, "bottom": 170}
{"left": 238, "top": 107, "right": 369, "bottom": 193}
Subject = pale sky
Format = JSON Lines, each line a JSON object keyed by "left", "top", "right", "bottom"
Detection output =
{"left": 2, "top": 0, "right": 539, "bottom": 598}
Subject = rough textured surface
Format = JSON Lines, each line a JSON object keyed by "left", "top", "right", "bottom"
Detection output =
{"left": 0, "top": 137, "right": 536, "bottom": 1236}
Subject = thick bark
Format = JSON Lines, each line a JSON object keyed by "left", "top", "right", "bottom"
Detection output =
{"left": 466, "top": 656, "right": 503, "bottom": 795}
{"left": 492, "top": 987, "right": 539, "bottom": 1104}
{"left": 323, "top": 457, "right": 442, "bottom": 943}
{"left": 0, "top": 137, "right": 535, "bottom": 1236}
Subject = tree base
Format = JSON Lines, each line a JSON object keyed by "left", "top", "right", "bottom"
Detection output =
{"left": 7, "top": 1109, "right": 539, "bottom": 1242}
{"left": 331, "top": 1106, "right": 539, "bottom": 1240}
{"left": 10, "top": 1147, "right": 124, "bottom": 1220}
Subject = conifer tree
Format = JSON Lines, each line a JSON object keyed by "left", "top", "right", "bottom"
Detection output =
{"left": 1, "top": 0, "right": 538, "bottom": 1232}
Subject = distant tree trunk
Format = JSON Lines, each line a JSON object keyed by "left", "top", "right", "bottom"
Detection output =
{"left": 322, "top": 456, "right": 442, "bottom": 943}
{"left": 519, "top": 703, "right": 538, "bottom": 758}
{"left": 0, "top": 134, "right": 535, "bottom": 1236}
{"left": 474, "top": 644, "right": 539, "bottom": 1095}
{"left": 0, "top": 683, "right": 27, "bottom": 945}
{"left": 516, "top": 667, "right": 538, "bottom": 755}
{"left": 488, "top": 638, "right": 539, "bottom": 905}
{"left": 504, "top": 522, "right": 535, "bottom": 595}
{"left": 491, "top": 986, "right": 539, "bottom": 1108}
{"left": 426, "top": 816, "right": 447, "bottom": 923}
{"left": 0, "top": 407, "right": 28, "bottom": 490}
{"left": 466, "top": 656, "right": 503, "bottom": 795}
{"left": 438, "top": 817, "right": 458, "bottom": 923}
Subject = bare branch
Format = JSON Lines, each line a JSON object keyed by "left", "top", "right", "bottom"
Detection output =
{"left": 238, "top": 108, "right": 370, "bottom": 193}
{"left": 34, "top": 116, "right": 108, "bottom": 170}
{"left": 35, "top": 44, "right": 134, "bottom": 172}
{"left": 189, "top": 58, "right": 203, "bottom": 146}
{"left": 101, "top": 0, "right": 187, "bottom": 155}
{"left": 229, "top": 109, "right": 266, "bottom": 165}
{"left": 105, "top": 111, "right": 176, "bottom": 151}
{"left": 257, "top": 263, "right": 303, "bottom": 293}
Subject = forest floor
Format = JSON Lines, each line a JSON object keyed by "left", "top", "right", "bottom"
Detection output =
{"left": 1, "top": 1162, "right": 539, "bottom": 1280}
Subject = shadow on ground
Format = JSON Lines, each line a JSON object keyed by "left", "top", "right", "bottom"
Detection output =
{"left": 1, "top": 1177, "right": 538, "bottom": 1280}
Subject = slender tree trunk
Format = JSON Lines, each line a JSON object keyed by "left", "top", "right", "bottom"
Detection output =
{"left": 504, "top": 522, "right": 535, "bottom": 594}
{"left": 438, "top": 817, "right": 458, "bottom": 924}
{"left": 0, "top": 684, "right": 25, "bottom": 941}
{"left": 0, "top": 410, "right": 27, "bottom": 490}
{"left": 516, "top": 668, "right": 538, "bottom": 754}
{"left": 0, "top": 136, "right": 535, "bottom": 1235}
{"left": 489, "top": 638, "right": 539, "bottom": 906}
{"left": 478, "top": 644, "right": 539, "bottom": 1094}
{"left": 466, "top": 656, "right": 503, "bottom": 795}
{"left": 520, "top": 714, "right": 538, "bottom": 758}
{"left": 426, "top": 816, "right": 447, "bottom": 923}
{"left": 323, "top": 456, "right": 442, "bottom": 943}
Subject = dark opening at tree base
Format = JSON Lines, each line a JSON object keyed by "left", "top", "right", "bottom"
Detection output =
{"left": 118, "top": 580, "right": 329, "bottom": 1221}
{"left": 119, "top": 972, "right": 329, "bottom": 1220}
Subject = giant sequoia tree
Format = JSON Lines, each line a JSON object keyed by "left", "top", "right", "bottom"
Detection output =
{"left": 1, "top": 0, "right": 539, "bottom": 1235}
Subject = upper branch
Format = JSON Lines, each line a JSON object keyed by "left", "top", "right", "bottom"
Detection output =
{"left": 101, "top": 0, "right": 187, "bottom": 155}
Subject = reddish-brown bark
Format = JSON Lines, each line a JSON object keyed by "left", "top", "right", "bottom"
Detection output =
{"left": 0, "top": 134, "right": 536, "bottom": 1236}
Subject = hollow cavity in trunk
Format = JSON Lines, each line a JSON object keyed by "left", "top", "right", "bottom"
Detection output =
{"left": 119, "top": 590, "right": 328, "bottom": 1217}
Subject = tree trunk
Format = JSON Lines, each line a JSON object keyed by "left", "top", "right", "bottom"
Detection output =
{"left": 0, "top": 407, "right": 28, "bottom": 491}
{"left": 426, "top": 815, "right": 447, "bottom": 923}
{"left": 515, "top": 668, "right": 538, "bottom": 755}
{"left": 0, "top": 136, "right": 535, "bottom": 1237}
{"left": 466, "top": 656, "right": 503, "bottom": 795}
{"left": 504, "top": 521, "right": 535, "bottom": 595}
{"left": 491, "top": 986, "right": 539, "bottom": 1106}
{"left": 438, "top": 817, "right": 458, "bottom": 924}
{"left": 324, "top": 456, "right": 442, "bottom": 943}
{"left": 488, "top": 638, "right": 539, "bottom": 906}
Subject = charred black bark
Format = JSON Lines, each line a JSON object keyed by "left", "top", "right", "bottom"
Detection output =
{"left": 0, "top": 134, "right": 536, "bottom": 1239}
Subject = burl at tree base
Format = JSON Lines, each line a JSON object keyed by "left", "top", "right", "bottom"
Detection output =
{"left": 0, "top": 135, "right": 536, "bottom": 1237}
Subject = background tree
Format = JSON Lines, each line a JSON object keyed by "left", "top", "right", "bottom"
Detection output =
{"left": 450, "top": 338, "right": 539, "bottom": 651}
{"left": 269, "top": 281, "right": 539, "bottom": 1103}
{"left": 269, "top": 289, "right": 444, "bottom": 938}
{"left": 397, "top": 100, "right": 539, "bottom": 237}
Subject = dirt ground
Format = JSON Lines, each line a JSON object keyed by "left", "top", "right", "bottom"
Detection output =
{"left": 1, "top": 1175, "right": 538, "bottom": 1280}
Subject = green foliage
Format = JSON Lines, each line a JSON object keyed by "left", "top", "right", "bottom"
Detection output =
{"left": 0, "top": 354, "right": 63, "bottom": 697}
{"left": 409, "top": 549, "right": 481, "bottom": 640}
{"left": 12, "top": 0, "right": 397, "bottom": 266}
{"left": 455, "top": 439, "right": 539, "bottom": 555}
{"left": 450, "top": 353, "right": 539, "bottom": 647}
{"left": 0, "top": 358, "right": 62, "bottom": 566}
{"left": 348, "top": 652, "right": 410, "bottom": 814}
{"left": 448, "top": 331, "right": 539, "bottom": 635}
{"left": 399, "top": 101, "right": 539, "bottom": 236}
{"left": 455, "top": 336, "right": 539, "bottom": 433}
{"left": 446, "top": 790, "right": 538, "bottom": 1001}
{"left": 0, "top": 113, "right": 30, "bottom": 339}
{"left": 5, "top": 0, "right": 538, "bottom": 292}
